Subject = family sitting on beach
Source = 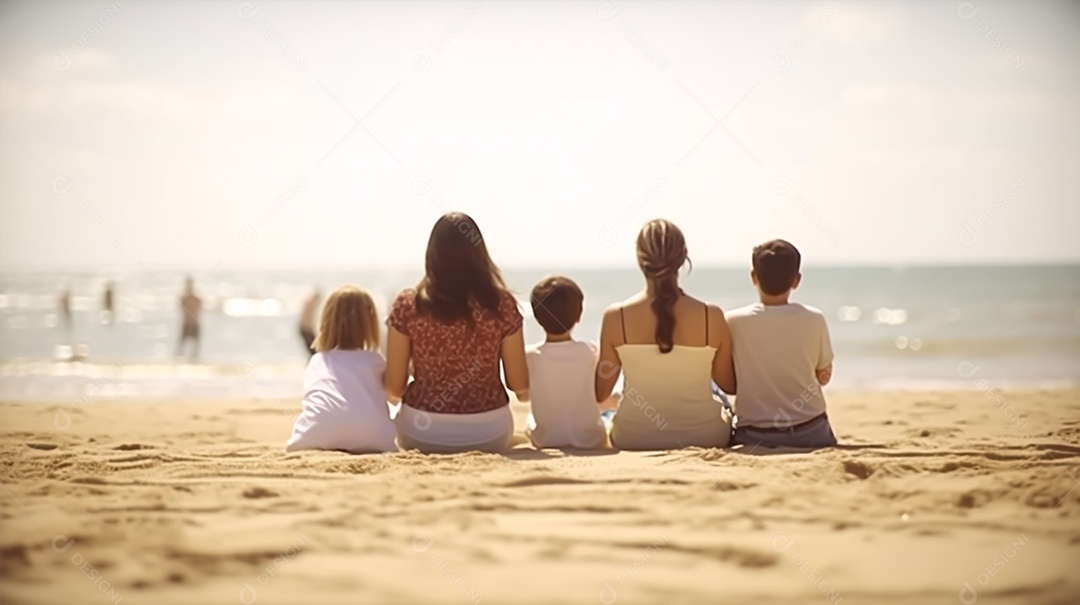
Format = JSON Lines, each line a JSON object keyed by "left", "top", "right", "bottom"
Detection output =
{"left": 286, "top": 212, "right": 836, "bottom": 454}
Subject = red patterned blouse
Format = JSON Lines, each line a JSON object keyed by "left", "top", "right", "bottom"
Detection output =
{"left": 388, "top": 288, "right": 523, "bottom": 414}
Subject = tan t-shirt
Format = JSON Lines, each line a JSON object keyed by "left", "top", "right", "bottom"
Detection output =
{"left": 725, "top": 302, "right": 833, "bottom": 428}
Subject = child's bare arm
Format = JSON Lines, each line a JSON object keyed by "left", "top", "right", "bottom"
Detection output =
{"left": 594, "top": 307, "right": 622, "bottom": 403}
{"left": 816, "top": 313, "right": 834, "bottom": 386}
{"left": 816, "top": 364, "right": 832, "bottom": 386}
{"left": 384, "top": 326, "right": 411, "bottom": 403}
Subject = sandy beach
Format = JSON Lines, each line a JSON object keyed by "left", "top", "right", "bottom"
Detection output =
{"left": 1, "top": 390, "right": 1078, "bottom": 605}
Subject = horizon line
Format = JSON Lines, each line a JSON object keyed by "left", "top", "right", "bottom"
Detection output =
{"left": 2, "top": 259, "right": 1078, "bottom": 274}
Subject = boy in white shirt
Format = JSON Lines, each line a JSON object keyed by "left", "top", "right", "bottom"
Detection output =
{"left": 525, "top": 276, "right": 607, "bottom": 449}
{"left": 725, "top": 239, "right": 837, "bottom": 449}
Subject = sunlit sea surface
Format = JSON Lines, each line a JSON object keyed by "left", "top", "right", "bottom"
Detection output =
{"left": 1, "top": 265, "right": 1078, "bottom": 401}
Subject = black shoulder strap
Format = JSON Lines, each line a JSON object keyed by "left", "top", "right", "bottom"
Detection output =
{"left": 704, "top": 304, "right": 710, "bottom": 346}
{"left": 619, "top": 306, "right": 627, "bottom": 344}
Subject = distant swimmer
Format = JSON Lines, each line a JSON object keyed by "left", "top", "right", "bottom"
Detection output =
{"left": 102, "top": 279, "right": 115, "bottom": 324}
{"left": 176, "top": 276, "right": 203, "bottom": 360}
{"left": 299, "top": 288, "right": 321, "bottom": 357}
{"left": 58, "top": 287, "right": 72, "bottom": 330}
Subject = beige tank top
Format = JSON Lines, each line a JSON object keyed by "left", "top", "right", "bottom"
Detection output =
{"left": 609, "top": 307, "right": 731, "bottom": 450}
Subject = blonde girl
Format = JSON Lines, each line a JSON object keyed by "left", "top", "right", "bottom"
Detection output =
{"left": 286, "top": 286, "right": 396, "bottom": 453}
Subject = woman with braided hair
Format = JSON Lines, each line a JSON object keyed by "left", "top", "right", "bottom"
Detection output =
{"left": 595, "top": 219, "right": 737, "bottom": 450}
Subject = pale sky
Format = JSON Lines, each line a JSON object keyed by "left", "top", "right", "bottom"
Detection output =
{"left": 0, "top": 0, "right": 1077, "bottom": 270}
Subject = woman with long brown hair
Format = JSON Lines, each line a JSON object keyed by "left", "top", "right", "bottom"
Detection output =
{"left": 594, "top": 219, "right": 736, "bottom": 450}
{"left": 384, "top": 212, "right": 529, "bottom": 453}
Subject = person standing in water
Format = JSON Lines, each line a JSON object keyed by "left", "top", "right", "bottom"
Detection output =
{"left": 58, "top": 287, "right": 72, "bottom": 330}
{"left": 176, "top": 276, "right": 203, "bottom": 360}
{"left": 102, "top": 280, "right": 115, "bottom": 325}
{"left": 299, "top": 288, "right": 321, "bottom": 357}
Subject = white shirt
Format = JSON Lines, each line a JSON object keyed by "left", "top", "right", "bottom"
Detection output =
{"left": 725, "top": 302, "right": 834, "bottom": 429}
{"left": 525, "top": 340, "right": 606, "bottom": 449}
{"left": 286, "top": 349, "right": 397, "bottom": 453}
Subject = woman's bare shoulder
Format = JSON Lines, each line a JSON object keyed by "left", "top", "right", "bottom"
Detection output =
{"left": 603, "top": 293, "right": 647, "bottom": 316}
{"left": 681, "top": 292, "right": 725, "bottom": 312}
{"left": 600, "top": 302, "right": 622, "bottom": 320}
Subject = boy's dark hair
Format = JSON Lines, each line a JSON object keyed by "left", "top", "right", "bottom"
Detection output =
{"left": 530, "top": 275, "right": 583, "bottom": 335}
{"left": 752, "top": 239, "right": 801, "bottom": 296}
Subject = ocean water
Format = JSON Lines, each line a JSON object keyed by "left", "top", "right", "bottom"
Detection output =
{"left": 1, "top": 265, "right": 1078, "bottom": 401}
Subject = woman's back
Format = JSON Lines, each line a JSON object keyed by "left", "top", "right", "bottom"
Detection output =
{"left": 388, "top": 288, "right": 522, "bottom": 414}
{"left": 595, "top": 218, "right": 734, "bottom": 450}
{"left": 383, "top": 212, "right": 530, "bottom": 453}
{"left": 608, "top": 294, "right": 730, "bottom": 449}
{"left": 618, "top": 293, "right": 712, "bottom": 348}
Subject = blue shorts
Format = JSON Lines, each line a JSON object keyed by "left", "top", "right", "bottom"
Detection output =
{"left": 732, "top": 413, "right": 837, "bottom": 449}
{"left": 710, "top": 383, "right": 734, "bottom": 414}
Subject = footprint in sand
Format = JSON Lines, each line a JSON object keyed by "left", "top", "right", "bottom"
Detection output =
{"left": 499, "top": 476, "right": 588, "bottom": 488}
{"left": 1, "top": 544, "right": 31, "bottom": 565}
{"left": 958, "top": 491, "right": 989, "bottom": 508}
{"left": 842, "top": 460, "right": 874, "bottom": 480}
{"left": 1024, "top": 488, "right": 1067, "bottom": 509}
{"left": 242, "top": 487, "right": 278, "bottom": 499}
{"left": 939, "top": 461, "right": 970, "bottom": 473}
{"left": 909, "top": 427, "right": 960, "bottom": 439}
